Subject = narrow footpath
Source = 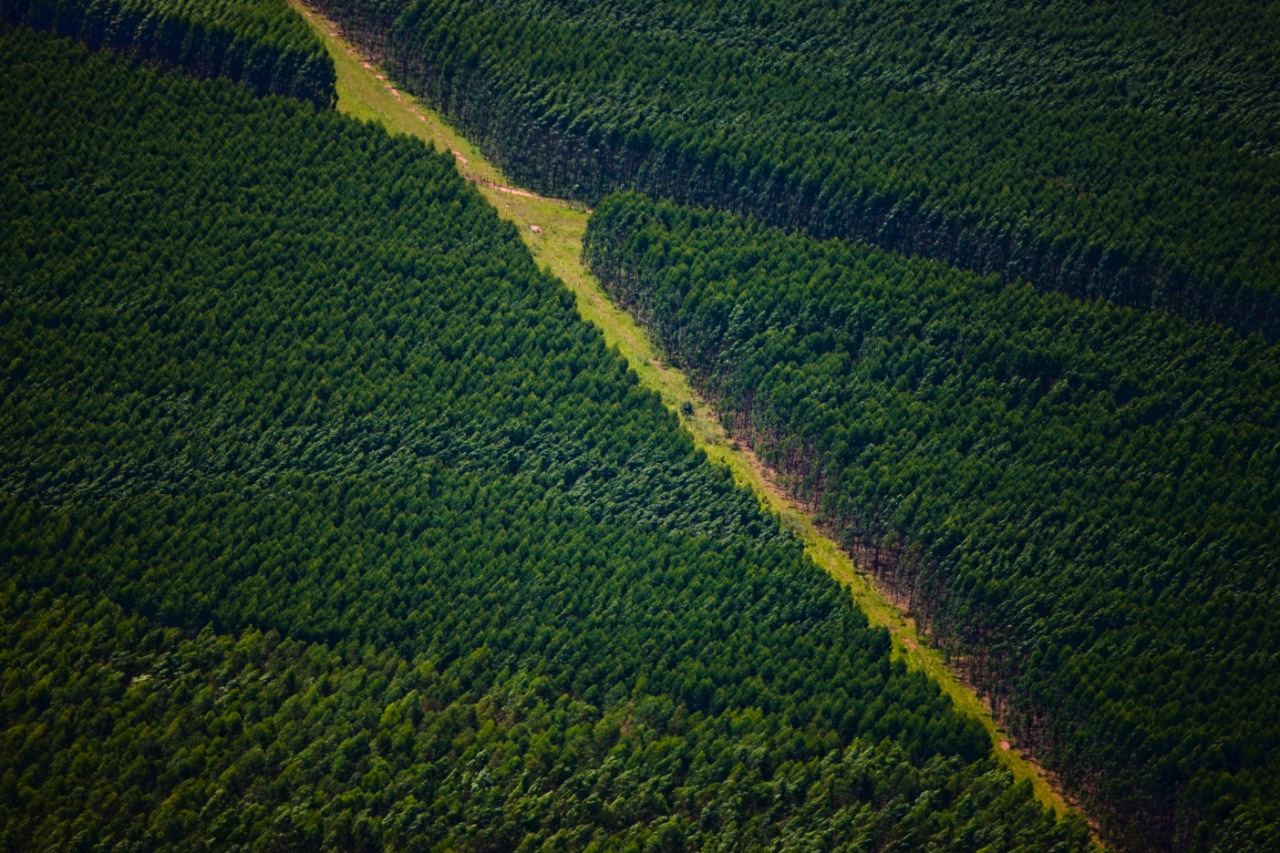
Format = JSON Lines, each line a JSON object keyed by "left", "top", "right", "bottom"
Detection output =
{"left": 289, "top": 0, "right": 1093, "bottom": 832}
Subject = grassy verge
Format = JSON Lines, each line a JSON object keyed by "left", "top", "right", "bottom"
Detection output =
{"left": 288, "top": 0, "right": 1085, "bottom": 827}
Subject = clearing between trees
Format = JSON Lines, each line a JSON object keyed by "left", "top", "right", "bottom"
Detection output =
{"left": 287, "top": 0, "right": 1090, "bottom": 831}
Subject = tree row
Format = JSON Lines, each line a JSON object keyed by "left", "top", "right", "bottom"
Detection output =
{"left": 313, "top": 0, "right": 1280, "bottom": 337}
{"left": 0, "top": 28, "right": 1089, "bottom": 849}
{"left": 2, "top": 0, "right": 335, "bottom": 107}
{"left": 584, "top": 191, "right": 1280, "bottom": 851}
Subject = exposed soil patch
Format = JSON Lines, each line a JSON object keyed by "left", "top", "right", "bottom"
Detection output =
{"left": 469, "top": 177, "right": 550, "bottom": 201}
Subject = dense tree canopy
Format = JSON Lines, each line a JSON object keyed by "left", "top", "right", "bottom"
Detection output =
{"left": 585, "top": 192, "right": 1280, "bottom": 852}
{"left": 312, "top": 0, "right": 1280, "bottom": 337}
{"left": 1, "top": 0, "right": 335, "bottom": 106}
{"left": 0, "top": 28, "right": 1092, "bottom": 850}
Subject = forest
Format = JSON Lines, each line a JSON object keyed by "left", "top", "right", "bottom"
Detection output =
{"left": 584, "top": 192, "right": 1280, "bottom": 852}
{"left": 311, "top": 0, "right": 1280, "bottom": 338}
{"left": 0, "top": 0, "right": 335, "bottom": 106}
{"left": 0, "top": 25, "right": 1092, "bottom": 850}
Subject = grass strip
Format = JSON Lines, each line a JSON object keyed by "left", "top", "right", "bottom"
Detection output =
{"left": 288, "top": 0, "right": 1085, "bottom": 827}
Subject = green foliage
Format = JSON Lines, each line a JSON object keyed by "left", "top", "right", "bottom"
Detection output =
{"left": 0, "top": 29, "right": 1090, "bottom": 849}
{"left": 313, "top": 0, "right": 1280, "bottom": 337}
{"left": 0, "top": 584, "right": 1092, "bottom": 851}
{"left": 1, "top": 0, "right": 336, "bottom": 106}
{"left": 584, "top": 192, "right": 1280, "bottom": 851}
